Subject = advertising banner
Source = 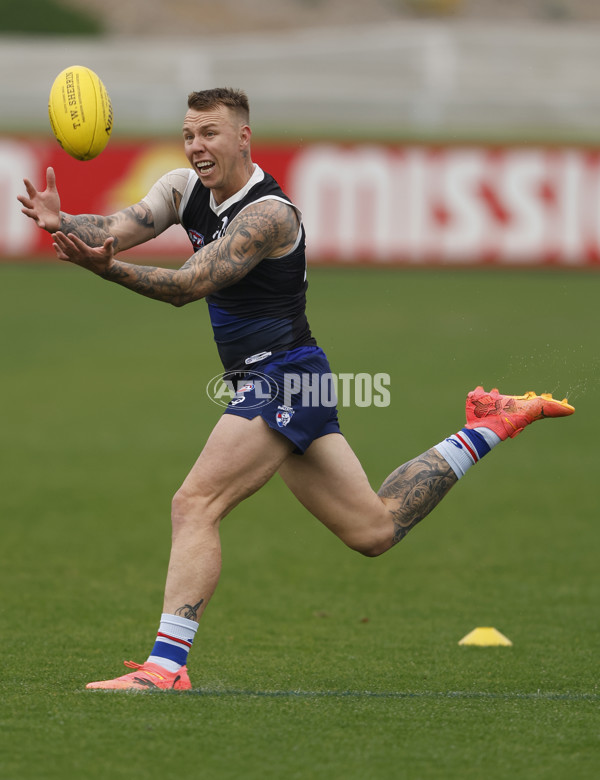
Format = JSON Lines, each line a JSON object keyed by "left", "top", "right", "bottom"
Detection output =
{"left": 2, "top": 136, "right": 600, "bottom": 266}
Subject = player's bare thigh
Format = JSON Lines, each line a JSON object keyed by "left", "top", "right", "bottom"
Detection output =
{"left": 277, "top": 433, "right": 393, "bottom": 555}
{"left": 175, "top": 414, "right": 295, "bottom": 519}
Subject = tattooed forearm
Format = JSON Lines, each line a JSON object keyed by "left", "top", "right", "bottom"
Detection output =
{"left": 377, "top": 448, "right": 457, "bottom": 545}
{"left": 59, "top": 203, "right": 155, "bottom": 251}
{"left": 174, "top": 600, "right": 204, "bottom": 621}
{"left": 101, "top": 261, "right": 191, "bottom": 305}
{"left": 59, "top": 213, "right": 115, "bottom": 248}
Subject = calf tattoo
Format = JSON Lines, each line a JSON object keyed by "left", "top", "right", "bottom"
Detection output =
{"left": 174, "top": 599, "right": 205, "bottom": 621}
{"left": 377, "top": 448, "right": 457, "bottom": 545}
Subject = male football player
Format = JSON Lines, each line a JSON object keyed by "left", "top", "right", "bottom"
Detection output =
{"left": 19, "top": 88, "right": 574, "bottom": 690}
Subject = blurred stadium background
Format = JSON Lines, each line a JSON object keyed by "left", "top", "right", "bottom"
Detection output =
{"left": 4, "top": 0, "right": 600, "bottom": 138}
{"left": 3, "top": 0, "right": 600, "bottom": 266}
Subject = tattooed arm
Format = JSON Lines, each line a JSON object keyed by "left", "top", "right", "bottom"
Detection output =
{"left": 18, "top": 166, "right": 156, "bottom": 251}
{"left": 58, "top": 203, "right": 155, "bottom": 253}
{"left": 53, "top": 198, "right": 300, "bottom": 307}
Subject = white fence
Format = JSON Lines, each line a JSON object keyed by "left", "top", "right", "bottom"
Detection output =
{"left": 2, "top": 21, "right": 600, "bottom": 138}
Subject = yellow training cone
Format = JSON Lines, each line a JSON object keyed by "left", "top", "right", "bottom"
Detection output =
{"left": 458, "top": 627, "right": 513, "bottom": 647}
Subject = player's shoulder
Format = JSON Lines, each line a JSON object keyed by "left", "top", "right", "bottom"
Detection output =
{"left": 141, "top": 168, "right": 198, "bottom": 233}
{"left": 239, "top": 196, "right": 300, "bottom": 227}
{"left": 244, "top": 170, "right": 298, "bottom": 217}
{"left": 158, "top": 168, "right": 197, "bottom": 196}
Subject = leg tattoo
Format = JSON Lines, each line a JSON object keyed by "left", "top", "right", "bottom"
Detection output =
{"left": 377, "top": 448, "right": 457, "bottom": 545}
{"left": 174, "top": 599, "right": 205, "bottom": 621}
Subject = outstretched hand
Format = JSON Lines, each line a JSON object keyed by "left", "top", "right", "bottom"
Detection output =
{"left": 18, "top": 167, "right": 61, "bottom": 233}
{"left": 53, "top": 231, "right": 116, "bottom": 275}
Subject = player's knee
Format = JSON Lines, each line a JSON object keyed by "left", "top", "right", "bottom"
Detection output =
{"left": 354, "top": 541, "right": 389, "bottom": 558}
{"left": 345, "top": 529, "right": 390, "bottom": 558}
{"left": 171, "top": 485, "right": 217, "bottom": 531}
{"left": 171, "top": 488, "right": 194, "bottom": 531}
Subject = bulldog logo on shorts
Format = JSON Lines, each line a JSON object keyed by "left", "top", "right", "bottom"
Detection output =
{"left": 276, "top": 405, "right": 294, "bottom": 428}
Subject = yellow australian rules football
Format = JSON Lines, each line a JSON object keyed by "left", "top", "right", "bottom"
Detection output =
{"left": 48, "top": 65, "right": 113, "bottom": 161}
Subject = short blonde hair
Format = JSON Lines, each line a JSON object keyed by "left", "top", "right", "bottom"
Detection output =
{"left": 187, "top": 87, "right": 249, "bottom": 124}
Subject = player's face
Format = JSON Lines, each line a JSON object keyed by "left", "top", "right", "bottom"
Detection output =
{"left": 182, "top": 105, "right": 252, "bottom": 204}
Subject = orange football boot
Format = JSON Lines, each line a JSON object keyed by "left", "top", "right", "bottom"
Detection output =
{"left": 86, "top": 661, "right": 191, "bottom": 691}
{"left": 465, "top": 386, "right": 574, "bottom": 440}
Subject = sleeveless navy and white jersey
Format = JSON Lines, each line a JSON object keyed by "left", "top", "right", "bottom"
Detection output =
{"left": 180, "top": 165, "right": 316, "bottom": 372}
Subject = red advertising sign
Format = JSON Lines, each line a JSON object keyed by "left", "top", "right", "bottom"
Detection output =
{"left": 3, "top": 136, "right": 600, "bottom": 266}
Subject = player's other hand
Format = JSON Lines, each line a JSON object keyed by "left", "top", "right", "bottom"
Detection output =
{"left": 17, "top": 167, "right": 61, "bottom": 233}
{"left": 53, "top": 231, "right": 115, "bottom": 276}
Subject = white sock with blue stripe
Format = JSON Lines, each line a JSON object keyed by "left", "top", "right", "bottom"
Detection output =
{"left": 434, "top": 427, "right": 502, "bottom": 479}
{"left": 147, "top": 613, "right": 198, "bottom": 673}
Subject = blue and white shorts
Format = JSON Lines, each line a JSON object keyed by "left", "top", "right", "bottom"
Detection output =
{"left": 222, "top": 345, "right": 341, "bottom": 454}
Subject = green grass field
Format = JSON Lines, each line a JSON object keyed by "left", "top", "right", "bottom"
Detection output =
{"left": 1, "top": 263, "right": 598, "bottom": 779}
